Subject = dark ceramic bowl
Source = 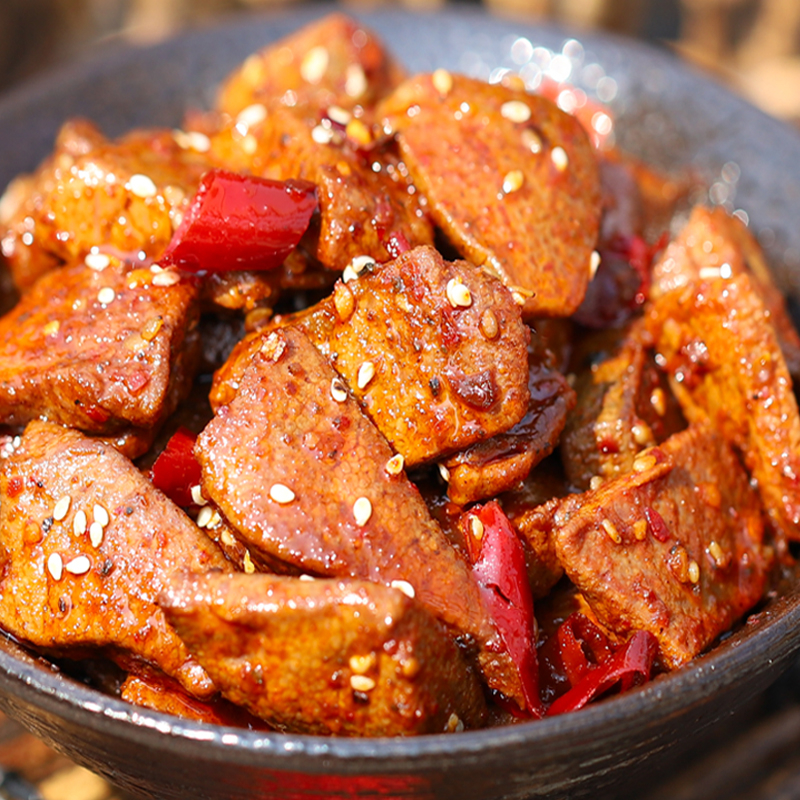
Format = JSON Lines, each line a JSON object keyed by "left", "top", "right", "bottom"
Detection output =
{"left": 1, "top": 7, "right": 800, "bottom": 800}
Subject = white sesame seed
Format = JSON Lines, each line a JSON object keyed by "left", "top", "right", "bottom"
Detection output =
{"left": 236, "top": 103, "right": 267, "bottom": 129}
{"left": 207, "top": 510, "right": 222, "bottom": 529}
{"left": 447, "top": 713, "right": 465, "bottom": 733}
{"left": 47, "top": 553, "right": 63, "bottom": 580}
{"left": 633, "top": 451, "right": 658, "bottom": 473}
{"left": 632, "top": 424, "right": 652, "bottom": 446}
{"left": 650, "top": 388, "right": 667, "bottom": 417}
{"left": 187, "top": 131, "right": 211, "bottom": 153}
{"left": 190, "top": 485, "right": 206, "bottom": 506}
{"left": 311, "top": 125, "right": 334, "bottom": 145}
{"left": 349, "top": 652, "right": 376, "bottom": 674}
{"left": 633, "top": 519, "right": 648, "bottom": 541}
{"left": 97, "top": 287, "right": 116, "bottom": 305}
{"left": 240, "top": 135, "right": 258, "bottom": 156}
{"left": 708, "top": 540, "right": 725, "bottom": 567}
{"left": 73, "top": 510, "right": 87, "bottom": 536}
{"left": 350, "top": 255, "right": 375, "bottom": 274}
{"left": 446, "top": 277, "right": 473, "bottom": 309}
{"left": 333, "top": 282, "right": 355, "bottom": 322}
{"left": 331, "top": 377, "right": 348, "bottom": 403}
{"left": 502, "top": 169, "right": 525, "bottom": 195}
{"left": 357, "top": 361, "right": 376, "bottom": 390}
{"left": 129, "top": 174, "right": 158, "bottom": 199}
{"left": 501, "top": 100, "right": 531, "bottom": 123}
{"left": 432, "top": 68, "right": 453, "bottom": 96}
{"left": 601, "top": 518, "right": 622, "bottom": 544}
{"left": 220, "top": 529, "right": 236, "bottom": 547}
{"left": 479, "top": 309, "right": 499, "bottom": 340}
{"left": 342, "top": 265, "right": 359, "bottom": 283}
{"left": 470, "top": 516, "right": 484, "bottom": 541}
{"left": 353, "top": 497, "right": 372, "bottom": 526}
{"left": 93, "top": 504, "right": 110, "bottom": 528}
{"left": 551, "top": 146, "right": 569, "bottom": 172}
{"left": 590, "top": 250, "right": 601, "bottom": 279}
{"left": 390, "top": 579, "right": 415, "bottom": 598}
{"left": 589, "top": 476, "right": 604, "bottom": 490}
{"left": 385, "top": 454, "right": 405, "bottom": 475}
{"left": 53, "top": 495, "right": 71, "bottom": 522}
{"left": 197, "top": 506, "right": 214, "bottom": 528}
{"left": 438, "top": 464, "right": 450, "bottom": 482}
{"left": 699, "top": 266, "right": 722, "bottom": 280}
{"left": 85, "top": 252, "right": 110, "bottom": 271}
{"left": 327, "top": 105, "right": 352, "bottom": 125}
{"left": 173, "top": 130, "right": 211, "bottom": 152}
{"left": 522, "top": 128, "right": 542, "bottom": 154}
{"left": 299, "top": 574, "right": 315, "bottom": 581}
{"left": 152, "top": 270, "right": 180, "bottom": 287}
{"left": 345, "top": 63, "right": 367, "bottom": 98}
{"left": 511, "top": 291, "right": 527, "bottom": 306}
{"left": 65, "top": 555, "right": 91, "bottom": 576}
{"left": 89, "top": 522, "right": 104, "bottom": 548}
{"left": 270, "top": 483, "right": 296, "bottom": 504}
{"left": 350, "top": 674, "right": 376, "bottom": 692}
{"left": 688, "top": 560, "right": 700, "bottom": 584}
{"left": 301, "top": 46, "right": 329, "bottom": 84}
{"left": 243, "top": 550, "right": 255, "bottom": 574}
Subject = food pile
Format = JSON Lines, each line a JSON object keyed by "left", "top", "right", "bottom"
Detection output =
{"left": 0, "top": 12, "right": 795, "bottom": 736}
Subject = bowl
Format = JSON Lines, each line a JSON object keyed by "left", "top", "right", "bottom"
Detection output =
{"left": 1, "top": 6, "right": 800, "bottom": 800}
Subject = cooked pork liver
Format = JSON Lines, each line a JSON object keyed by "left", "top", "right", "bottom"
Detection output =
{"left": 162, "top": 572, "right": 487, "bottom": 736}
{"left": 0, "top": 421, "right": 232, "bottom": 697}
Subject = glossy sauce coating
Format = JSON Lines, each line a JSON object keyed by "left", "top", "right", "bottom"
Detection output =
{"left": 0, "top": 421, "right": 232, "bottom": 697}
{"left": 162, "top": 572, "right": 487, "bottom": 736}
{"left": 554, "top": 423, "right": 771, "bottom": 667}
{"left": 197, "top": 326, "right": 525, "bottom": 704}
{"left": 379, "top": 73, "right": 602, "bottom": 317}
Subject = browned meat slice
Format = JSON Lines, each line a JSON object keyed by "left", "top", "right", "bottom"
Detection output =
{"left": 216, "top": 13, "right": 405, "bottom": 117}
{"left": 646, "top": 272, "right": 800, "bottom": 540}
{"left": 0, "top": 421, "right": 232, "bottom": 697}
{"left": 651, "top": 205, "right": 800, "bottom": 377}
{"left": 161, "top": 573, "right": 487, "bottom": 736}
{"left": 0, "top": 259, "right": 200, "bottom": 456}
{"left": 554, "top": 424, "right": 772, "bottom": 667}
{"left": 211, "top": 246, "right": 530, "bottom": 468}
{"left": 441, "top": 332, "right": 576, "bottom": 505}
{"left": 197, "top": 326, "right": 525, "bottom": 706}
{"left": 0, "top": 120, "right": 210, "bottom": 291}
{"left": 206, "top": 106, "right": 433, "bottom": 272}
{"left": 379, "top": 74, "right": 601, "bottom": 317}
{"left": 561, "top": 322, "right": 685, "bottom": 490}
{"left": 121, "top": 668, "right": 269, "bottom": 728}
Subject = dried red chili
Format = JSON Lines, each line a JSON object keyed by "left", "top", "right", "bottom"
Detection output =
{"left": 160, "top": 169, "right": 318, "bottom": 273}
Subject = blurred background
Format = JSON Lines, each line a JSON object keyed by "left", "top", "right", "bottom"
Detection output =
{"left": 1, "top": 0, "right": 800, "bottom": 120}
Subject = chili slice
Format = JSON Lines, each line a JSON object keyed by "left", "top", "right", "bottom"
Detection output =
{"left": 463, "top": 501, "right": 544, "bottom": 717}
{"left": 150, "top": 427, "right": 202, "bottom": 507}
{"left": 160, "top": 169, "right": 318, "bottom": 273}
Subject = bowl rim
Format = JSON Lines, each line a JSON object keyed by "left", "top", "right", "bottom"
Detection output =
{"left": 0, "top": 2, "right": 799, "bottom": 775}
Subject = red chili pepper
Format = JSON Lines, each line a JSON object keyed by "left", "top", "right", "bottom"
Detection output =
{"left": 160, "top": 170, "right": 318, "bottom": 273}
{"left": 538, "top": 613, "right": 613, "bottom": 704}
{"left": 150, "top": 427, "right": 202, "bottom": 508}
{"left": 546, "top": 630, "right": 658, "bottom": 716}
{"left": 462, "top": 501, "right": 544, "bottom": 717}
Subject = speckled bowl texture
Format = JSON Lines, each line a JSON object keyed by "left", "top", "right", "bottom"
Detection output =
{"left": 1, "top": 6, "right": 800, "bottom": 800}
